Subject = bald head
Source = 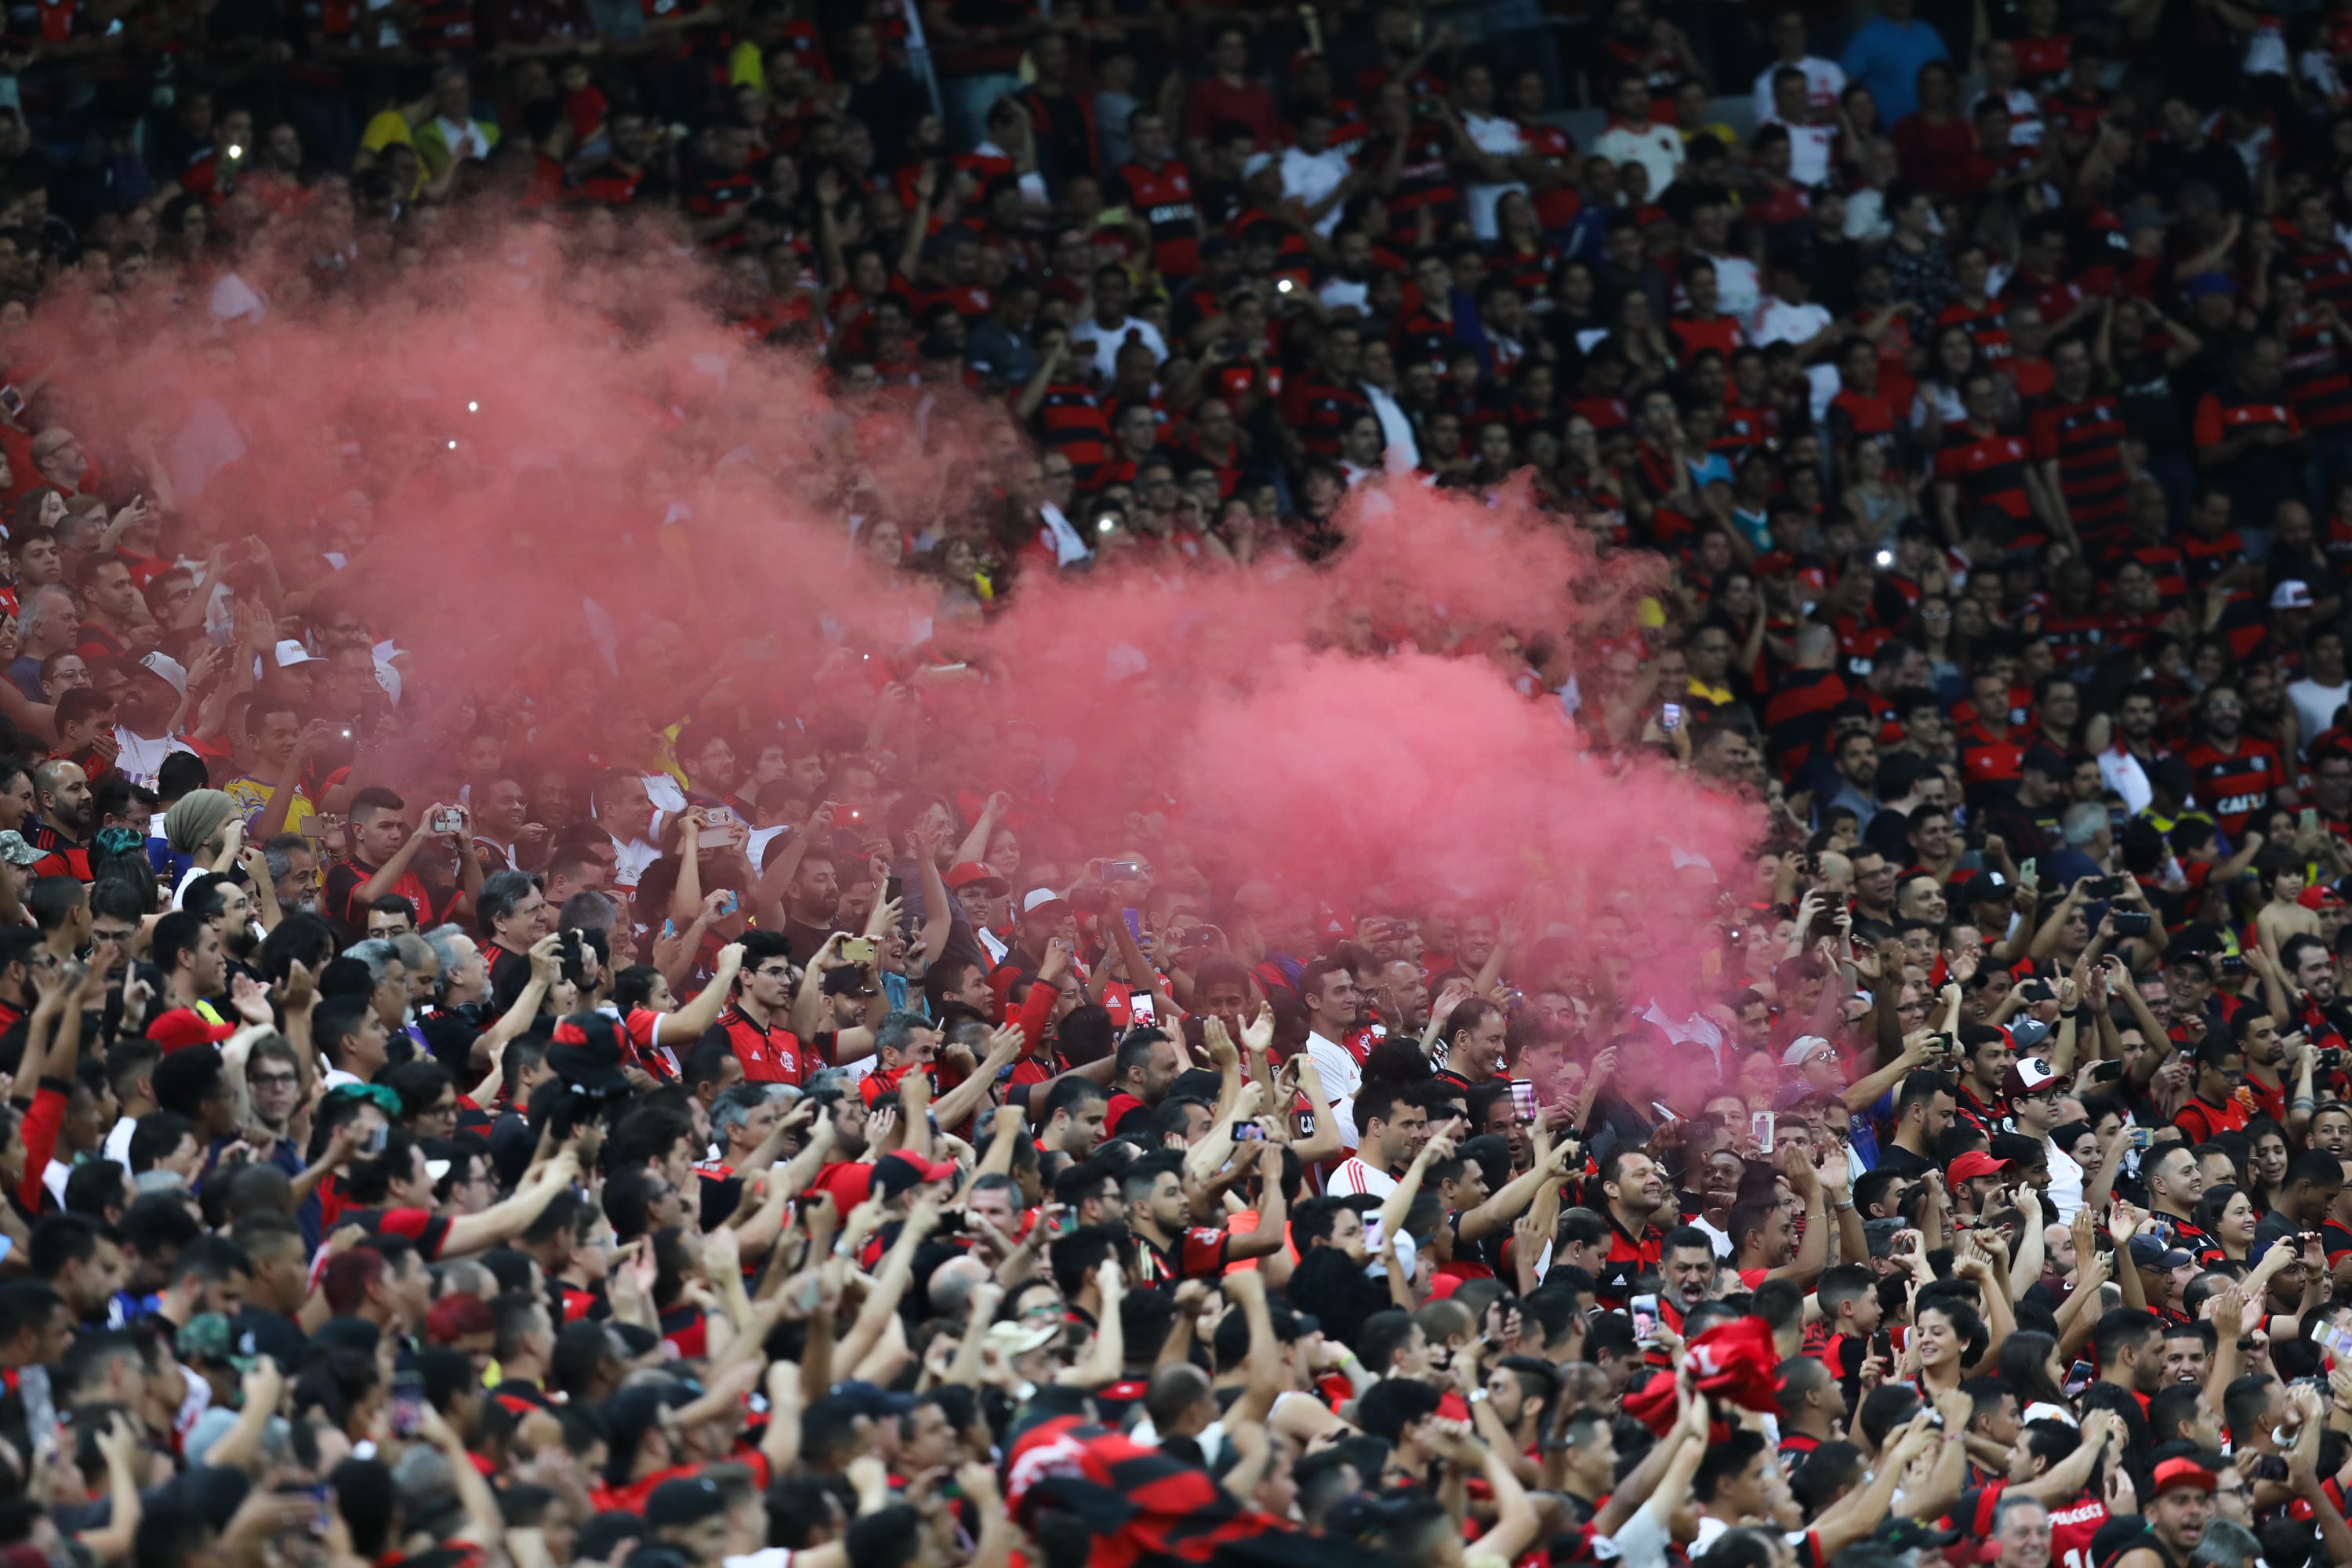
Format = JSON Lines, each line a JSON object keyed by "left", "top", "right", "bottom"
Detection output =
{"left": 925, "top": 1254, "right": 992, "bottom": 1321}
{"left": 1144, "top": 1363, "right": 1216, "bottom": 1436}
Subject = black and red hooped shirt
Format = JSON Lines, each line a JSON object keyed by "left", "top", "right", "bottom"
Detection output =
{"left": 2183, "top": 735, "right": 2284, "bottom": 837}
{"left": 2029, "top": 397, "right": 2130, "bottom": 535}
{"left": 1935, "top": 426, "right": 2035, "bottom": 524}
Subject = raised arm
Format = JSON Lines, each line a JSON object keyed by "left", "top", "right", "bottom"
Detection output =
{"left": 1222, "top": 1144, "right": 1291, "bottom": 1261}
{"left": 439, "top": 1151, "right": 581, "bottom": 1257}
{"left": 1380, "top": 1122, "right": 1457, "bottom": 1244}
{"left": 1461, "top": 1137, "right": 1577, "bottom": 1243}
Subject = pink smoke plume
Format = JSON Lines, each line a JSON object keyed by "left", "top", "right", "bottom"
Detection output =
{"left": 27, "top": 216, "right": 1761, "bottom": 986}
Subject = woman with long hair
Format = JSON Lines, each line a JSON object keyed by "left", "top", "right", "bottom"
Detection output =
{"left": 1910, "top": 325, "right": 1984, "bottom": 448}
{"left": 1911, "top": 1298, "right": 1987, "bottom": 1402}
{"left": 2193, "top": 1184, "right": 2259, "bottom": 1265}
{"left": 2245, "top": 1118, "right": 2292, "bottom": 1217}
{"left": 1996, "top": 1330, "right": 2077, "bottom": 1425}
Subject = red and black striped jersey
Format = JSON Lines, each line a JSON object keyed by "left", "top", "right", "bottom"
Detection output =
{"left": 1136, "top": 1225, "right": 1230, "bottom": 1286}
{"left": 1486, "top": 241, "right": 1548, "bottom": 302}
{"left": 684, "top": 166, "right": 759, "bottom": 220}
{"left": 1280, "top": 376, "right": 1369, "bottom": 459}
{"left": 2181, "top": 527, "right": 2249, "bottom": 590}
{"left": 2183, "top": 735, "right": 2285, "bottom": 837}
{"left": 1392, "top": 306, "right": 1457, "bottom": 367}
{"left": 1033, "top": 382, "right": 1112, "bottom": 486}
{"left": 1935, "top": 428, "right": 2034, "bottom": 521}
{"left": 2039, "top": 609, "right": 2112, "bottom": 666}
{"left": 1935, "top": 298, "right": 2013, "bottom": 362}
{"left": 1113, "top": 159, "right": 1200, "bottom": 278}
{"left": 1362, "top": 122, "right": 1461, "bottom": 240}
{"left": 2326, "top": 507, "right": 2352, "bottom": 576}
{"left": 2042, "top": 82, "right": 2108, "bottom": 139}
{"left": 407, "top": 0, "right": 472, "bottom": 49}
{"left": 2194, "top": 385, "right": 2300, "bottom": 452}
{"left": 2281, "top": 308, "right": 2352, "bottom": 431}
{"left": 1764, "top": 667, "right": 1850, "bottom": 776}
{"left": 1714, "top": 403, "right": 1779, "bottom": 454}
{"left": 2028, "top": 396, "right": 2130, "bottom": 534}
{"left": 2183, "top": 525, "right": 2266, "bottom": 657}
{"left": 1828, "top": 389, "right": 1898, "bottom": 453}
{"left": 2013, "top": 33, "right": 2072, "bottom": 87}
{"left": 2287, "top": 241, "right": 2352, "bottom": 317}
{"left": 1520, "top": 122, "right": 1581, "bottom": 229}
{"left": 1668, "top": 312, "right": 1742, "bottom": 366}
{"left": 2103, "top": 535, "right": 2189, "bottom": 608}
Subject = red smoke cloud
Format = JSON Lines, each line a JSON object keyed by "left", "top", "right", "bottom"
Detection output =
{"left": 31, "top": 216, "right": 1759, "bottom": 982}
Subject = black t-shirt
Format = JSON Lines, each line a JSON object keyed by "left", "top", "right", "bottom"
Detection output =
{"left": 698, "top": 1165, "right": 743, "bottom": 1231}
{"left": 1874, "top": 1144, "right": 1933, "bottom": 1178}
{"left": 780, "top": 918, "right": 837, "bottom": 965}
{"left": 2252, "top": 1210, "right": 2307, "bottom": 1263}
{"left": 487, "top": 941, "right": 532, "bottom": 1003}
{"left": 234, "top": 1305, "right": 310, "bottom": 1371}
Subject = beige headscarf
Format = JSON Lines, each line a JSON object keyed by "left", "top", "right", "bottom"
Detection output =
{"left": 164, "top": 788, "right": 240, "bottom": 855}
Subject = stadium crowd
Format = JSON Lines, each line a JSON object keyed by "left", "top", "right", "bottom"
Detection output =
{"left": 0, "top": 0, "right": 2350, "bottom": 1566}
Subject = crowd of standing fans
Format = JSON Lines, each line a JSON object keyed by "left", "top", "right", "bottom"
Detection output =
{"left": 0, "top": 0, "right": 2350, "bottom": 1566}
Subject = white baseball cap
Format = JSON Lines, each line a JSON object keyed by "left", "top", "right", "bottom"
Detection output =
{"left": 139, "top": 651, "right": 187, "bottom": 697}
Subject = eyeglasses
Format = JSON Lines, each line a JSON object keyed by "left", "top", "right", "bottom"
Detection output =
{"left": 251, "top": 1073, "right": 299, "bottom": 1088}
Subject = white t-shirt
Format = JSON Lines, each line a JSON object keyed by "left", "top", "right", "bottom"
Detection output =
{"left": 1970, "top": 85, "right": 2043, "bottom": 145}
{"left": 1751, "top": 54, "right": 1846, "bottom": 123}
{"left": 1305, "top": 1030, "right": 1363, "bottom": 1149}
{"left": 1319, "top": 276, "right": 1370, "bottom": 314}
{"left": 607, "top": 829, "right": 661, "bottom": 890}
{"left": 1279, "top": 144, "right": 1355, "bottom": 237}
{"left": 1592, "top": 121, "right": 1685, "bottom": 200}
{"left": 2043, "top": 1133, "right": 2085, "bottom": 1222}
{"left": 1329, "top": 1156, "right": 1397, "bottom": 1200}
{"left": 2288, "top": 677, "right": 2352, "bottom": 750}
{"left": 1460, "top": 111, "right": 1529, "bottom": 240}
{"left": 434, "top": 116, "right": 493, "bottom": 163}
{"left": 1070, "top": 314, "right": 1171, "bottom": 379}
{"left": 113, "top": 728, "right": 196, "bottom": 790}
{"left": 1699, "top": 250, "right": 1762, "bottom": 318}
{"left": 1037, "top": 502, "right": 1092, "bottom": 566}
{"left": 103, "top": 1116, "right": 134, "bottom": 1171}
{"left": 1362, "top": 379, "right": 1421, "bottom": 472}
{"left": 1764, "top": 117, "right": 1839, "bottom": 187}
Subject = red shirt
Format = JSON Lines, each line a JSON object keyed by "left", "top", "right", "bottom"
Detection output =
{"left": 700, "top": 1004, "right": 805, "bottom": 1084}
{"left": 2183, "top": 735, "right": 2285, "bottom": 837}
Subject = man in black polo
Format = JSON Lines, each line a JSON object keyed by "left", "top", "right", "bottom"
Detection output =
{"left": 1595, "top": 1146, "right": 1670, "bottom": 1307}
{"left": 1875, "top": 1069, "right": 1957, "bottom": 1178}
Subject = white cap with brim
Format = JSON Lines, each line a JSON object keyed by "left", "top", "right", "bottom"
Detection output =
{"left": 139, "top": 652, "right": 188, "bottom": 697}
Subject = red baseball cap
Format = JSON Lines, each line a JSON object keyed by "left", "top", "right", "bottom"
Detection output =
{"left": 1946, "top": 1151, "right": 2012, "bottom": 1185}
{"left": 944, "top": 862, "right": 1009, "bottom": 895}
{"left": 2150, "top": 1457, "right": 2216, "bottom": 1497}
{"left": 873, "top": 1152, "right": 957, "bottom": 1200}
{"left": 147, "top": 1007, "right": 238, "bottom": 1054}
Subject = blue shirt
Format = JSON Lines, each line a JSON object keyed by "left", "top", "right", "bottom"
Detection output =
{"left": 1840, "top": 15, "right": 1949, "bottom": 122}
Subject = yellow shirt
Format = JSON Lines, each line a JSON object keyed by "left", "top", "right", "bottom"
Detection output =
{"left": 729, "top": 39, "right": 765, "bottom": 89}
{"left": 361, "top": 108, "right": 414, "bottom": 155}
{"left": 223, "top": 774, "right": 316, "bottom": 839}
